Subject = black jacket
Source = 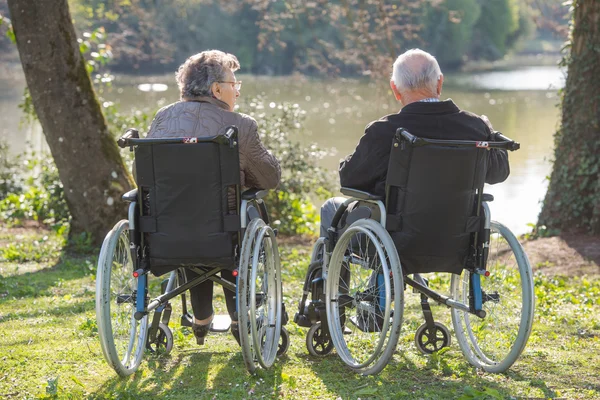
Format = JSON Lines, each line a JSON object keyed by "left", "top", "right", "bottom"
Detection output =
{"left": 339, "top": 99, "right": 510, "bottom": 196}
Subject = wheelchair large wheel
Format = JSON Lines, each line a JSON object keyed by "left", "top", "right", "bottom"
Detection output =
{"left": 451, "top": 221, "right": 534, "bottom": 373}
{"left": 238, "top": 218, "right": 282, "bottom": 373}
{"left": 326, "top": 219, "right": 404, "bottom": 375}
{"left": 96, "top": 220, "right": 149, "bottom": 376}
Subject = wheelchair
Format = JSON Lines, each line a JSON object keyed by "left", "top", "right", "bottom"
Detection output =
{"left": 95, "top": 126, "right": 289, "bottom": 377}
{"left": 295, "top": 128, "right": 534, "bottom": 375}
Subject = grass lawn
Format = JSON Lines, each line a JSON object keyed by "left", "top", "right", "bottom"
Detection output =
{"left": 1, "top": 226, "right": 599, "bottom": 399}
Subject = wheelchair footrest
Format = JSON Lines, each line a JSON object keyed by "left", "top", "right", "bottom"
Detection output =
{"left": 210, "top": 315, "right": 232, "bottom": 332}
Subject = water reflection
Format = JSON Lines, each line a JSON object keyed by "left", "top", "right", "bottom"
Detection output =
{"left": 0, "top": 67, "right": 561, "bottom": 234}
{"left": 451, "top": 66, "right": 566, "bottom": 91}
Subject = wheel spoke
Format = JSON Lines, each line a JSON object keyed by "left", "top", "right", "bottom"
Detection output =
{"left": 96, "top": 220, "right": 148, "bottom": 376}
{"left": 451, "top": 221, "right": 534, "bottom": 372}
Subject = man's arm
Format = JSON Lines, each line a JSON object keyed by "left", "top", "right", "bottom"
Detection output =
{"left": 481, "top": 115, "right": 510, "bottom": 184}
{"left": 242, "top": 119, "right": 281, "bottom": 189}
{"left": 339, "top": 124, "right": 388, "bottom": 193}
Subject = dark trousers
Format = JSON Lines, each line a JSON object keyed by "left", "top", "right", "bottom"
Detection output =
{"left": 320, "top": 197, "right": 381, "bottom": 237}
{"left": 186, "top": 204, "right": 262, "bottom": 321}
{"left": 186, "top": 268, "right": 237, "bottom": 321}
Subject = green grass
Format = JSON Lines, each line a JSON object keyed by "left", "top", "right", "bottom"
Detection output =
{"left": 1, "top": 227, "right": 599, "bottom": 399}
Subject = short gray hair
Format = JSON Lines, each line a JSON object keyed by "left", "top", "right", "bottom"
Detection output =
{"left": 391, "top": 49, "right": 442, "bottom": 94}
{"left": 176, "top": 50, "right": 240, "bottom": 99}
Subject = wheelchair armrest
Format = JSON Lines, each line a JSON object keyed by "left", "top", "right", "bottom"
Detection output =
{"left": 482, "top": 193, "right": 494, "bottom": 202}
{"left": 241, "top": 188, "right": 269, "bottom": 201}
{"left": 340, "top": 187, "right": 383, "bottom": 201}
{"left": 122, "top": 188, "right": 138, "bottom": 203}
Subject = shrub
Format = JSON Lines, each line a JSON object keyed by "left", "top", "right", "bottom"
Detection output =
{"left": 0, "top": 141, "right": 22, "bottom": 201}
{"left": 239, "top": 96, "right": 335, "bottom": 236}
{"left": 0, "top": 150, "right": 69, "bottom": 226}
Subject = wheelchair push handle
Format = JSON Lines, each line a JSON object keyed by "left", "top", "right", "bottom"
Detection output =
{"left": 117, "top": 128, "right": 140, "bottom": 148}
{"left": 493, "top": 131, "right": 520, "bottom": 151}
{"left": 115, "top": 126, "right": 239, "bottom": 148}
{"left": 396, "top": 128, "right": 520, "bottom": 151}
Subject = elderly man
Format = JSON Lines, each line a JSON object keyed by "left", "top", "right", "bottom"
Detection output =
{"left": 320, "top": 48, "right": 509, "bottom": 236}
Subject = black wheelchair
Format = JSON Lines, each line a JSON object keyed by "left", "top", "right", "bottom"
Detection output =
{"left": 95, "top": 126, "right": 288, "bottom": 376}
{"left": 295, "top": 128, "right": 534, "bottom": 375}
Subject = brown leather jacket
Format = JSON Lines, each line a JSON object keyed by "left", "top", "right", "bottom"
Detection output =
{"left": 147, "top": 96, "right": 281, "bottom": 196}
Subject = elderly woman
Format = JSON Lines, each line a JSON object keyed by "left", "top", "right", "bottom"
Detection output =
{"left": 147, "top": 50, "right": 281, "bottom": 345}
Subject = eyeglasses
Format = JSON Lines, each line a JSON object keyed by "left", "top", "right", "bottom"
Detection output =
{"left": 217, "top": 80, "right": 242, "bottom": 91}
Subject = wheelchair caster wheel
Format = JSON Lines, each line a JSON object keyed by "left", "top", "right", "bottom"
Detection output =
{"left": 146, "top": 323, "right": 174, "bottom": 355}
{"left": 277, "top": 327, "right": 290, "bottom": 357}
{"left": 415, "top": 322, "right": 451, "bottom": 355}
{"left": 306, "top": 322, "right": 334, "bottom": 357}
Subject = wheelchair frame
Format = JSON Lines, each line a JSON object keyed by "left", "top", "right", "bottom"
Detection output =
{"left": 295, "top": 128, "right": 534, "bottom": 375}
{"left": 96, "top": 127, "right": 288, "bottom": 377}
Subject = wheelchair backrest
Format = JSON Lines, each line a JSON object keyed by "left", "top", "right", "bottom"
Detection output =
{"left": 385, "top": 128, "right": 488, "bottom": 274}
{"left": 134, "top": 130, "right": 241, "bottom": 275}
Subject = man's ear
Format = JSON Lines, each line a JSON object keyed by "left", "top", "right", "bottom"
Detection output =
{"left": 211, "top": 82, "right": 221, "bottom": 99}
{"left": 390, "top": 80, "right": 402, "bottom": 101}
{"left": 437, "top": 74, "right": 444, "bottom": 96}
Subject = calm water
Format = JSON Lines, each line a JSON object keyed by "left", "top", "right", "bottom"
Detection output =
{"left": 0, "top": 66, "right": 565, "bottom": 234}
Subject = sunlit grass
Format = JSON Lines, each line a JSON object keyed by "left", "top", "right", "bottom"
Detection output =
{"left": 0, "top": 227, "right": 599, "bottom": 399}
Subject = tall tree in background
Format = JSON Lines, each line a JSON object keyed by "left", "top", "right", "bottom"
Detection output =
{"left": 7, "top": 0, "right": 132, "bottom": 244}
{"left": 247, "top": 0, "right": 425, "bottom": 78}
{"left": 538, "top": 0, "right": 600, "bottom": 234}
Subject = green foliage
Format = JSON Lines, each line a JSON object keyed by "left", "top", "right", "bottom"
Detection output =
{"left": 523, "top": 222, "right": 561, "bottom": 240}
{"left": 269, "top": 190, "right": 320, "bottom": 236}
{"left": 69, "top": 231, "right": 96, "bottom": 254}
{"left": 78, "top": 27, "right": 153, "bottom": 136}
{"left": 0, "top": 13, "right": 16, "bottom": 44}
{"left": 78, "top": 316, "right": 98, "bottom": 336}
{"left": 67, "top": 0, "right": 533, "bottom": 74}
{"left": 423, "top": 0, "right": 482, "bottom": 67}
{"left": 240, "top": 97, "right": 334, "bottom": 235}
{"left": 0, "top": 152, "right": 69, "bottom": 226}
{"left": 459, "top": 386, "right": 503, "bottom": 400}
{"left": 470, "top": 0, "right": 526, "bottom": 60}
{"left": 0, "top": 141, "right": 21, "bottom": 200}
{"left": 4, "top": 97, "right": 331, "bottom": 237}
{"left": 0, "top": 229, "right": 65, "bottom": 263}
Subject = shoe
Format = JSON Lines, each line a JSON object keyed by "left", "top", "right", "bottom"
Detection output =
{"left": 192, "top": 322, "right": 211, "bottom": 345}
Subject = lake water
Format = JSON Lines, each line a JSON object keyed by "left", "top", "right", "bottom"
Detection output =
{"left": 0, "top": 65, "right": 565, "bottom": 235}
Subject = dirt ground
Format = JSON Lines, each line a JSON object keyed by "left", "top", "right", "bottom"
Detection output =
{"left": 523, "top": 234, "right": 600, "bottom": 277}
{"left": 279, "top": 233, "right": 600, "bottom": 277}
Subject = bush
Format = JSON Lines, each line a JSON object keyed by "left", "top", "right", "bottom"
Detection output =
{"left": 1, "top": 97, "right": 334, "bottom": 236}
{"left": 0, "top": 141, "right": 22, "bottom": 201}
{"left": 239, "top": 96, "right": 335, "bottom": 236}
{"left": 0, "top": 150, "right": 69, "bottom": 226}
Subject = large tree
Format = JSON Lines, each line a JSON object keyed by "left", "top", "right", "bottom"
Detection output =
{"left": 538, "top": 0, "right": 600, "bottom": 234}
{"left": 7, "top": 0, "right": 132, "bottom": 244}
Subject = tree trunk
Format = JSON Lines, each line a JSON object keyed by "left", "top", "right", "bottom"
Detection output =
{"left": 7, "top": 0, "right": 133, "bottom": 244}
{"left": 538, "top": 0, "right": 600, "bottom": 234}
